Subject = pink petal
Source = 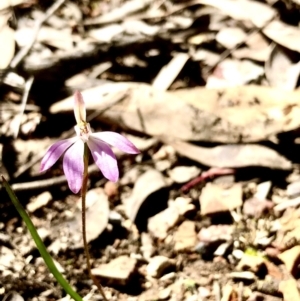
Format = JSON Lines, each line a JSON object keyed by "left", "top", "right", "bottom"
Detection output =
{"left": 40, "top": 137, "right": 76, "bottom": 172}
{"left": 90, "top": 132, "right": 140, "bottom": 154}
{"left": 74, "top": 91, "right": 86, "bottom": 124}
{"left": 63, "top": 140, "right": 84, "bottom": 193}
{"left": 87, "top": 138, "right": 119, "bottom": 182}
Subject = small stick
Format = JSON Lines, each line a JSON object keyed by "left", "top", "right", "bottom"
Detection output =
{"left": 10, "top": 164, "right": 99, "bottom": 191}
{"left": 181, "top": 168, "right": 235, "bottom": 192}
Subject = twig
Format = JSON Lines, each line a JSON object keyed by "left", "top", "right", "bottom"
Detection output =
{"left": 9, "top": 0, "right": 66, "bottom": 69}
{"left": 180, "top": 168, "right": 235, "bottom": 193}
{"left": 10, "top": 164, "right": 99, "bottom": 191}
{"left": 13, "top": 75, "right": 34, "bottom": 138}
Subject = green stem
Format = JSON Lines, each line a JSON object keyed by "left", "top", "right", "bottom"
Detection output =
{"left": 82, "top": 144, "right": 108, "bottom": 301}
{"left": 1, "top": 175, "right": 83, "bottom": 301}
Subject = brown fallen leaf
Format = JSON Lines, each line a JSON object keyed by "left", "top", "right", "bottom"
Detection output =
{"left": 124, "top": 168, "right": 168, "bottom": 222}
{"left": 199, "top": 183, "right": 243, "bottom": 215}
{"left": 88, "top": 24, "right": 124, "bottom": 43}
{"left": 205, "top": 0, "right": 276, "bottom": 28}
{"left": 243, "top": 198, "right": 274, "bottom": 218}
{"left": 50, "top": 188, "right": 109, "bottom": 251}
{"left": 173, "top": 220, "right": 197, "bottom": 251}
{"left": 216, "top": 27, "right": 247, "bottom": 49}
{"left": 84, "top": 0, "right": 152, "bottom": 25}
{"left": 279, "top": 278, "right": 300, "bottom": 301}
{"left": 0, "top": 0, "right": 27, "bottom": 10}
{"left": 278, "top": 246, "right": 300, "bottom": 277}
{"left": 172, "top": 85, "right": 300, "bottom": 139}
{"left": 161, "top": 138, "right": 292, "bottom": 170}
{"left": 51, "top": 83, "right": 300, "bottom": 143}
{"left": 265, "top": 45, "right": 300, "bottom": 91}
{"left": 92, "top": 256, "right": 137, "bottom": 286}
{"left": 0, "top": 24, "right": 15, "bottom": 69}
{"left": 148, "top": 197, "right": 195, "bottom": 239}
{"left": 263, "top": 20, "right": 300, "bottom": 53}
{"left": 152, "top": 53, "right": 190, "bottom": 91}
{"left": 274, "top": 207, "right": 300, "bottom": 249}
{"left": 206, "top": 59, "right": 264, "bottom": 88}
{"left": 50, "top": 82, "right": 242, "bottom": 143}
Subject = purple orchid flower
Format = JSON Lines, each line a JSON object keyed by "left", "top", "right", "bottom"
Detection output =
{"left": 41, "top": 91, "right": 140, "bottom": 193}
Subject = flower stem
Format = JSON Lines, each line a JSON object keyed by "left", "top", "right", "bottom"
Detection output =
{"left": 82, "top": 144, "right": 108, "bottom": 301}
{"left": 1, "top": 175, "right": 83, "bottom": 301}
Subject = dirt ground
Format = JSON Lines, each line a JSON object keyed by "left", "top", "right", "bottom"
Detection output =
{"left": 2, "top": 0, "right": 300, "bottom": 301}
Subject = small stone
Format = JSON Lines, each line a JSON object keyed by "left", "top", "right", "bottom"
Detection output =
{"left": 287, "top": 180, "right": 300, "bottom": 198}
{"left": 152, "top": 145, "right": 175, "bottom": 161}
{"left": 0, "top": 246, "right": 15, "bottom": 270}
{"left": 237, "top": 254, "right": 266, "bottom": 273}
{"left": 198, "top": 286, "right": 210, "bottom": 299}
{"left": 216, "top": 27, "right": 247, "bottom": 49}
{"left": 2, "top": 292, "right": 24, "bottom": 301}
{"left": 148, "top": 206, "right": 180, "bottom": 239}
{"left": 198, "top": 225, "right": 233, "bottom": 244}
{"left": 214, "top": 242, "right": 231, "bottom": 256}
{"left": 158, "top": 287, "right": 171, "bottom": 300}
{"left": 168, "top": 166, "right": 200, "bottom": 183}
{"left": 213, "top": 174, "right": 235, "bottom": 185}
{"left": 278, "top": 245, "right": 300, "bottom": 276}
{"left": 108, "top": 210, "right": 122, "bottom": 225}
{"left": 120, "top": 167, "right": 140, "bottom": 186}
{"left": 160, "top": 272, "right": 176, "bottom": 281}
{"left": 92, "top": 256, "right": 137, "bottom": 285}
{"left": 146, "top": 256, "right": 175, "bottom": 278}
{"left": 199, "top": 183, "right": 243, "bottom": 215}
{"left": 243, "top": 198, "right": 274, "bottom": 218}
{"left": 148, "top": 197, "right": 195, "bottom": 239}
{"left": 174, "top": 221, "right": 197, "bottom": 251}
{"left": 141, "top": 232, "right": 155, "bottom": 260}
{"left": 155, "top": 160, "right": 172, "bottom": 172}
{"left": 254, "top": 181, "right": 272, "bottom": 200}
{"left": 185, "top": 295, "right": 197, "bottom": 301}
{"left": 232, "top": 249, "right": 244, "bottom": 260}
{"left": 104, "top": 181, "right": 119, "bottom": 198}
{"left": 27, "top": 191, "right": 52, "bottom": 212}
